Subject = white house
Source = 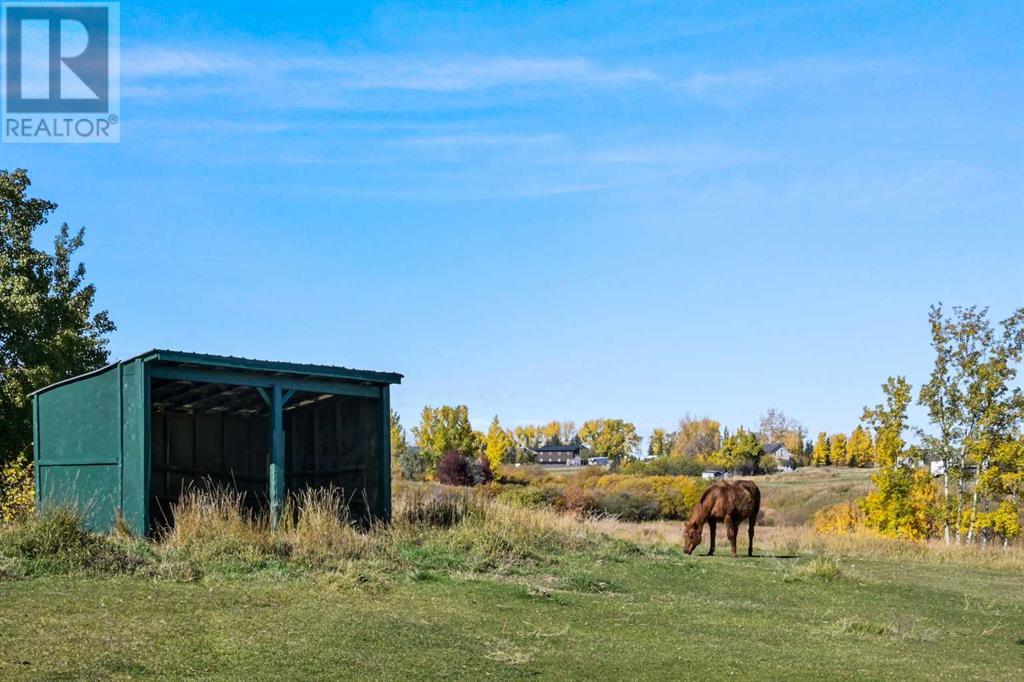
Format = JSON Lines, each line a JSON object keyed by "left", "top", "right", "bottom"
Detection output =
{"left": 763, "top": 443, "right": 796, "bottom": 471}
{"left": 701, "top": 470, "right": 726, "bottom": 481}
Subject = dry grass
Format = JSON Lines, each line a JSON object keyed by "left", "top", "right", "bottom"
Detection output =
{"left": 582, "top": 516, "right": 1024, "bottom": 570}
{"left": 4, "top": 481, "right": 1021, "bottom": 580}
{"left": 736, "top": 467, "right": 875, "bottom": 526}
{"left": 162, "top": 488, "right": 283, "bottom": 563}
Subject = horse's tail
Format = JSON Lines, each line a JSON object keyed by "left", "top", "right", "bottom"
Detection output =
{"left": 740, "top": 480, "right": 761, "bottom": 523}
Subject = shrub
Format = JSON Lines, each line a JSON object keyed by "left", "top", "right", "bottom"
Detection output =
{"left": 814, "top": 502, "right": 865, "bottom": 535}
{"left": 804, "top": 555, "right": 843, "bottom": 580}
{"left": 0, "top": 506, "right": 140, "bottom": 574}
{"left": 620, "top": 455, "right": 703, "bottom": 477}
{"left": 593, "top": 490, "right": 660, "bottom": 522}
{"left": 0, "top": 453, "right": 34, "bottom": 523}
{"left": 437, "top": 450, "right": 474, "bottom": 486}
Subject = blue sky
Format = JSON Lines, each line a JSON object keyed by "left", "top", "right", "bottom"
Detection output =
{"left": 6, "top": 1, "right": 1023, "bottom": 442}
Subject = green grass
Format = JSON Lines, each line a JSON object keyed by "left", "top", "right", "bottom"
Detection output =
{"left": 1, "top": 542, "right": 1022, "bottom": 679}
{"left": 1, "top": 484, "right": 1021, "bottom": 680}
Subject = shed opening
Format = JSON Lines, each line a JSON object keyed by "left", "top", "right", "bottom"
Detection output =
{"left": 150, "top": 378, "right": 381, "bottom": 528}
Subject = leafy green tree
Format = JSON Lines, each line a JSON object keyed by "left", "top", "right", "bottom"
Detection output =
{"left": 484, "top": 415, "right": 515, "bottom": 471}
{"left": 578, "top": 418, "right": 641, "bottom": 464}
{"left": 412, "top": 405, "right": 480, "bottom": 471}
{"left": 918, "top": 305, "right": 1024, "bottom": 543}
{"left": 847, "top": 426, "right": 873, "bottom": 467}
{"left": 811, "top": 432, "right": 830, "bottom": 466}
{"left": 712, "top": 428, "right": 764, "bottom": 474}
{"left": 1, "top": 169, "right": 115, "bottom": 466}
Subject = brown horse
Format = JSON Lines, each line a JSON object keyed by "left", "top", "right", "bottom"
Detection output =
{"left": 682, "top": 480, "right": 761, "bottom": 557}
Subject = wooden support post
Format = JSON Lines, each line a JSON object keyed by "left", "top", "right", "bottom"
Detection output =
{"left": 269, "top": 383, "right": 286, "bottom": 526}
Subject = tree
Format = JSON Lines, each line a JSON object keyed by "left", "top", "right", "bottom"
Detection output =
{"left": 512, "top": 424, "right": 543, "bottom": 451}
{"left": 712, "top": 428, "right": 764, "bottom": 474}
{"left": 917, "top": 305, "right": 1024, "bottom": 543}
{"left": 1, "top": 169, "right": 115, "bottom": 466}
{"left": 559, "top": 421, "right": 578, "bottom": 446}
{"left": 412, "top": 405, "right": 480, "bottom": 471}
{"left": 758, "top": 408, "right": 806, "bottom": 456}
{"left": 670, "top": 415, "right": 721, "bottom": 459}
{"left": 484, "top": 415, "right": 515, "bottom": 471}
{"left": 647, "top": 428, "right": 672, "bottom": 458}
{"left": 847, "top": 425, "right": 873, "bottom": 468}
{"left": 811, "top": 432, "right": 830, "bottom": 466}
{"left": 829, "top": 433, "right": 848, "bottom": 467}
{"left": 390, "top": 409, "right": 408, "bottom": 462}
{"left": 578, "top": 418, "right": 641, "bottom": 464}
{"left": 860, "top": 376, "right": 938, "bottom": 540}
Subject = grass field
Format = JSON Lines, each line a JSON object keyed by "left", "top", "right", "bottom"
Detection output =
{"left": 739, "top": 467, "right": 876, "bottom": 526}
{"left": 1, "top": 480, "right": 1021, "bottom": 681}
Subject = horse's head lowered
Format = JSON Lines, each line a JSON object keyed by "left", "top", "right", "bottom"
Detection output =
{"left": 682, "top": 521, "right": 702, "bottom": 554}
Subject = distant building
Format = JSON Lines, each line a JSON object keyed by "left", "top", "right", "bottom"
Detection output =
{"left": 763, "top": 443, "right": 796, "bottom": 471}
{"left": 588, "top": 456, "right": 611, "bottom": 468}
{"left": 535, "top": 443, "right": 591, "bottom": 466}
{"left": 701, "top": 470, "right": 726, "bottom": 481}
{"left": 930, "top": 461, "right": 978, "bottom": 477}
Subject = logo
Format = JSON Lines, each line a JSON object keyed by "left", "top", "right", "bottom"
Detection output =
{"left": 2, "top": 2, "right": 120, "bottom": 143}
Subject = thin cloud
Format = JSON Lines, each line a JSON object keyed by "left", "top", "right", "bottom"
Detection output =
{"left": 122, "top": 44, "right": 657, "bottom": 96}
{"left": 678, "top": 58, "right": 892, "bottom": 106}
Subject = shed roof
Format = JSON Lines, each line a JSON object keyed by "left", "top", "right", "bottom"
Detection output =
{"left": 30, "top": 349, "right": 403, "bottom": 397}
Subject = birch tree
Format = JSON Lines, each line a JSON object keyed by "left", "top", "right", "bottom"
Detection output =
{"left": 918, "top": 305, "right": 1024, "bottom": 544}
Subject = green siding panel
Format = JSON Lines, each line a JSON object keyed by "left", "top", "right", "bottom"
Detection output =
{"left": 39, "top": 465, "right": 121, "bottom": 532}
{"left": 121, "top": 360, "right": 149, "bottom": 536}
{"left": 36, "top": 367, "right": 120, "bottom": 465}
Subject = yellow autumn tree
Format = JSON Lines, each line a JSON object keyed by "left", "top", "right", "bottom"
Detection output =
{"left": 847, "top": 425, "right": 873, "bottom": 467}
{"left": 859, "top": 377, "right": 939, "bottom": 540}
{"left": 485, "top": 415, "right": 515, "bottom": 471}
{"left": 829, "top": 433, "right": 848, "bottom": 467}
{"left": 811, "top": 432, "right": 830, "bottom": 466}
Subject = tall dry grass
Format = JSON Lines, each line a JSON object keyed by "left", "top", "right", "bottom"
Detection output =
{"left": 582, "top": 517, "right": 1024, "bottom": 571}
{"left": 4, "top": 482, "right": 1020, "bottom": 579}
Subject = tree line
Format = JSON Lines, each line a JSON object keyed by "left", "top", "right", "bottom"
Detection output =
{"left": 390, "top": 405, "right": 844, "bottom": 481}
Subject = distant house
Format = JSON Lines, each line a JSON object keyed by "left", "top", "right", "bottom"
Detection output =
{"left": 535, "top": 443, "right": 591, "bottom": 466}
{"left": 701, "top": 470, "right": 726, "bottom": 481}
{"left": 930, "top": 461, "right": 978, "bottom": 477}
{"left": 763, "top": 443, "right": 796, "bottom": 471}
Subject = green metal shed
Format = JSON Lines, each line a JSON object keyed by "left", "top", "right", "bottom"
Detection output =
{"left": 29, "top": 350, "right": 402, "bottom": 535}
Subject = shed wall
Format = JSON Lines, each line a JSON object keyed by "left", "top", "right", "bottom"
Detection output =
{"left": 35, "top": 366, "right": 124, "bottom": 531}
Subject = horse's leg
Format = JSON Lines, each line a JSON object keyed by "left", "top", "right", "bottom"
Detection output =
{"left": 747, "top": 515, "right": 755, "bottom": 557}
{"left": 726, "top": 519, "right": 738, "bottom": 558}
{"left": 707, "top": 520, "right": 716, "bottom": 556}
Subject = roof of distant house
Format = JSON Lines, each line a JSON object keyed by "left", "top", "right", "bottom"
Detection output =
{"left": 535, "top": 444, "right": 585, "bottom": 453}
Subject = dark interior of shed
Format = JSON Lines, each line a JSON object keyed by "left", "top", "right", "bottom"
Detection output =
{"left": 149, "top": 378, "right": 380, "bottom": 529}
